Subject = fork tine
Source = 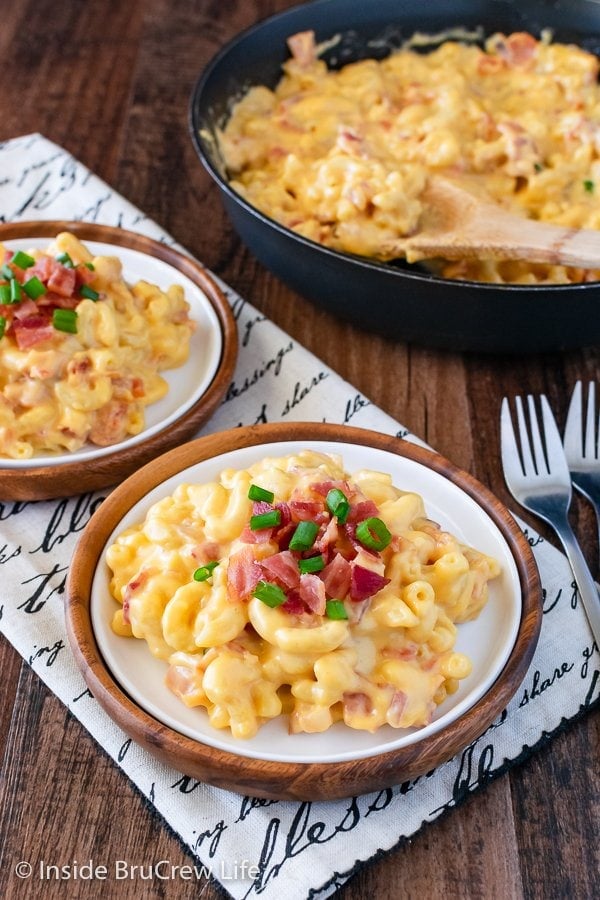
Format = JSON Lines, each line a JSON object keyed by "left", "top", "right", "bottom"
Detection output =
{"left": 583, "top": 381, "right": 598, "bottom": 459}
{"left": 564, "top": 380, "right": 583, "bottom": 461}
{"left": 584, "top": 381, "right": 597, "bottom": 460}
{"left": 527, "top": 394, "right": 548, "bottom": 475}
{"left": 540, "top": 393, "right": 571, "bottom": 482}
{"left": 515, "top": 395, "right": 536, "bottom": 475}
{"left": 500, "top": 397, "right": 524, "bottom": 483}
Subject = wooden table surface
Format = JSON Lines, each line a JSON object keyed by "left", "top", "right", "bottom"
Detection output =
{"left": 0, "top": 1, "right": 598, "bottom": 897}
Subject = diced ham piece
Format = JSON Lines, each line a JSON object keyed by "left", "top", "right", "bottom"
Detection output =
{"left": 386, "top": 690, "right": 408, "bottom": 727}
{"left": 297, "top": 572, "right": 326, "bottom": 615}
{"left": 320, "top": 553, "right": 351, "bottom": 600}
{"left": 165, "top": 665, "right": 201, "bottom": 702}
{"left": 349, "top": 564, "right": 390, "bottom": 602}
{"left": 286, "top": 30, "right": 317, "bottom": 67}
{"left": 191, "top": 541, "right": 221, "bottom": 564}
{"left": 343, "top": 691, "right": 372, "bottom": 716}
{"left": 226, "top": 547, "right": 263, "bottom": 602}
{"left": 123, "top": 569, "right": 151, "bottom": 624}
{"left": 497, "top": 32, "right": 538, "bottom": 66}
{"left": 261, "top": 550, "right": 300, "bottom": 589}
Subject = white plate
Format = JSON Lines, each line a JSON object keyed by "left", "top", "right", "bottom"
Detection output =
{"left": 0, "top": 238, "right": 223, "bottom": 468}
{"left": 91, "top": 439, "right": 522, "bottom": 765}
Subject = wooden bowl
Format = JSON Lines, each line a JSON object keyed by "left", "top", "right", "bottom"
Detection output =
{"left": 0, "top": 221, "right": 238, "bottom": 500}
{"left": 66, "top": 422, "right": 542, "bottom": 801}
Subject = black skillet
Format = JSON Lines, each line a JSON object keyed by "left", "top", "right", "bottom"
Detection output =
{"left": 190, "top": 0, "right": 600, "bottom": 353}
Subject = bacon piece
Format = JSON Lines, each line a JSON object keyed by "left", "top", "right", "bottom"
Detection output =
{"left": 239, "top": 523, "right": 273, "bottom": 544}
{"left": 316, "top": 517, "right": 338, "bottom": 554}
{"left": 282, "top": 589, "right": 306, "bottom": 615}
{"left": 310, "top": 479, "right": 351, "bottom": 498}
{"left": 12, "top": 313, "right": 55, "bottom": 349}
{"left": 297, "top": 572, "right": 326, "bottom": 615}
{"left": 47, "top": 263, "right": 76, "bottom": 297}
{"left": 226, "top": 546, "right": 263, "bottom": 602}
{"left": 29, "top": 256, "right": 55, "bottom": 281}
{"left": 289, "top": 499, "right": 324, "bottom": 521}
{"left": 261, "top": 550, "right": 300, "bottom": 589}
{"left": 37, "top": 290, "right": 80, "bottom": 309}
{"left": 349, "top": 564, "right": 390, "bottom": 602}
{"left": 320, "top": 553, "right": 351, "bottom": 600}
{"left": 347, "top": 499, "right": 380, "bottom": 523}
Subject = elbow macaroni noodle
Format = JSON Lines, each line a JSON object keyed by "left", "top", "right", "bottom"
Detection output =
{"left": 108, "top": 451, "right": 501, "bottom": 739}
{"left": 218, "top": 29, "right": 600, "bottom": 284}
{"left": 0, "top": 233, "right": 194, "bottom": 458}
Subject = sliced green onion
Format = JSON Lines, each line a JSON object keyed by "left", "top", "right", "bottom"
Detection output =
{"left": 584, "top": 179, "right": 595, "bottom": 194}
{"left": 355, "top": 516, "right": 392, "bottom": 552}
{"left": 52, "top": 308, "right": 78, "bottom": 334}
{"left": 11, "top": 250, "right": 35, "bottom": 269}
{"left": 326, "top": 487, "right": 349, "bottom": 524}
{"left": 23, "top": 276, "right": 47, "bottom": 300}
{"left": 248, "top": 483, "right": 275, "bottom": 503}
{"left": 0, "top": 316, "right": 5, "bottom": 340}
{"left": 298, "top": 554, "right": 325, "bottom": 575}
{"left": 325, "top": 599, "right": 348, "bottom": 620}
{"left": 0, "top": 285, "right": 11, "bottom": 304}
{"left": 55, "top": 251, "right": 74, "bottom": 267}
{"left": 10, "top": 279, "right": 22, "bottom": 303}
{"left": 250, "top": 509, "right": 281, "bottom": 530}
{"left": 193, "top": 560, "right": 219, "bottom": 582}
{"left": 253, "top": 580, "right": 287, "bottom": 608}
{"left": 0, "top": 263, "right": 13, "bottom": 280}
{"left": 83, "top": 261, "right": 95, "bottom": 271}
{"left": 289, "top": 520, "right": 319, "bottom": 552}
{"left": 80, "top": 284, "right": 99, "bottom": 301}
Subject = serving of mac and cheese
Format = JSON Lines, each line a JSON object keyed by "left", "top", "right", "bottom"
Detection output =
{"left": 219, "top": 29, "right": 600, "bottom": 284}
{"left": 0, "top": 232, "right": 195, "bottom": 459}
{"left": 107, "top": 450, "right": 501, "bottom": 740}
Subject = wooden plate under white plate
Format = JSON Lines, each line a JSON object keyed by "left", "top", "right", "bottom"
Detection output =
{"left": 0, "top": 221, "right": 238, "bottom": 500}
{"left": 66, "top": 422, "right": 542, "bottom": 801}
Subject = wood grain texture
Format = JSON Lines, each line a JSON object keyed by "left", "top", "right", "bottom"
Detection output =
{"left": 0, "top": 222, "right": 238, "bottom": 500}
{"left": 0, "top": 0, "right": 599, "bottom": 898}
{"left": 65, "top": 422, "right": 542, "bottom": 801}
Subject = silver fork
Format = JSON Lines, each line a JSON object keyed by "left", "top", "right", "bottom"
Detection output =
{"left": 501, "top": 393, "right": 600, "bottom": 648}
{"left": 563, "top": 380, "right": 600, "bottom": 547}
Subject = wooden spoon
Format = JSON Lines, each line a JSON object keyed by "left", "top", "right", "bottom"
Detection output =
{"left": 394, "top": 176, "right": 600, "bottom": 269}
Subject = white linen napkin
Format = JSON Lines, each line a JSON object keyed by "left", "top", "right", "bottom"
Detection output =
{"left": 0, "top": 134, "right": 598, "bottom": 899}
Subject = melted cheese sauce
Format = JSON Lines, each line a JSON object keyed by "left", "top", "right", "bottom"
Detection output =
{"left": 219, "top": 30, "right": 600, "bottom": 284}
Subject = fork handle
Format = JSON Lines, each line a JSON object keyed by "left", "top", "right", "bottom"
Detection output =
{"left": 554, "top": 518, "right": 600, "bottom": 650}
{"left": 573, "top": 479, "right": 600, "bottom": 550}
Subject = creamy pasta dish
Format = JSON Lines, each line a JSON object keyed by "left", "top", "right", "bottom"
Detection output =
{"left": 0, "top": 233, "right": 194, "bottom": 458}
{"left": 219, "top": 29, "right": 600, "bottom": 284}
{"left": 108, "top": 451, "right": 500, "bottom": 739}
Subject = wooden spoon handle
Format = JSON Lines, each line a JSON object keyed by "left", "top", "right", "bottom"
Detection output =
{"left": 404, "top": 212, "right": 600, "bottom": 268}
{"left": 397, "top": 177, "right": 600, "bottom": 269}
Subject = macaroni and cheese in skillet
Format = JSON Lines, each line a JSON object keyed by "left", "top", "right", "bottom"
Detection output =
{"left": 108, "top": 451, "right": 500, "bottom": 739}
{"left": 219, "top": 30, "right": 600, "bottom": 284}
{"left": 0, "top": 233, "right": 194, "bottom": 459}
